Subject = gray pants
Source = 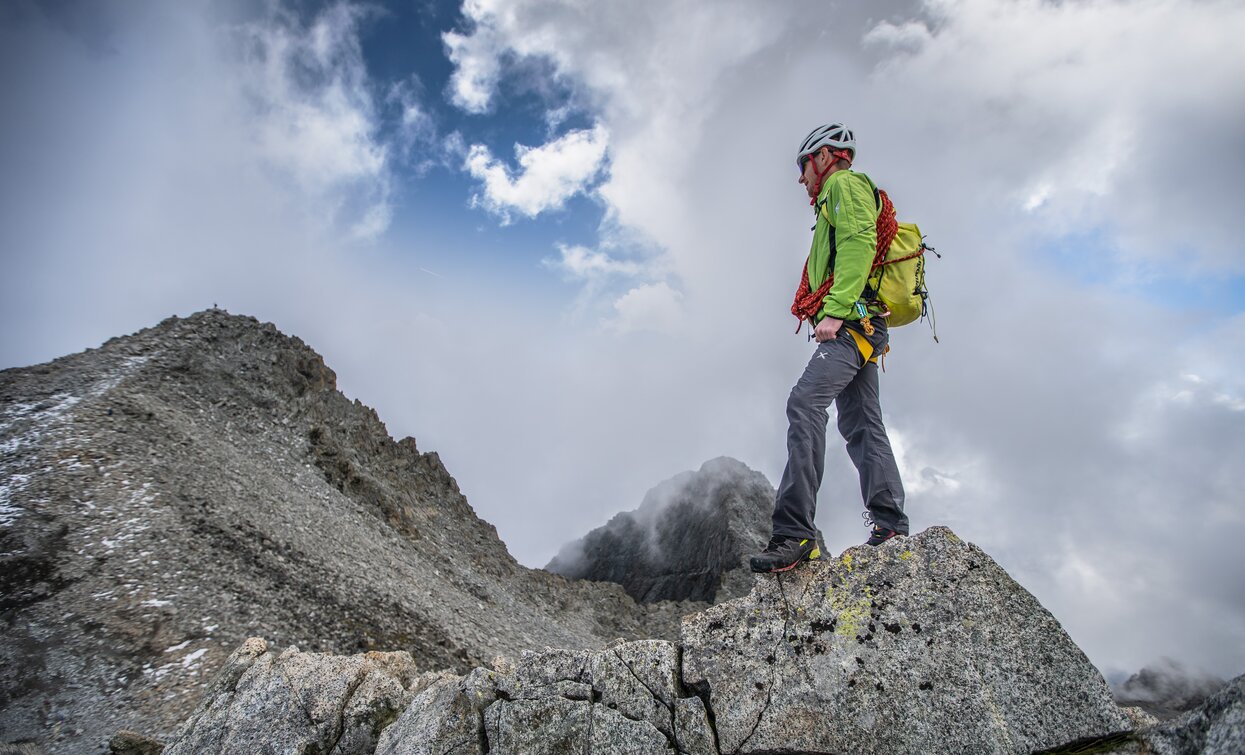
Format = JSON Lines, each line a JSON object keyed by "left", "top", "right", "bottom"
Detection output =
{"left": 772, "top": 320, "right": 908, "bottom": 540}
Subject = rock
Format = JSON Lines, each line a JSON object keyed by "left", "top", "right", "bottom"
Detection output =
{"left": 1114, "top": 658, "right": 1228, "bottom": 720}
{"left": 376, "top": 641, "right": 716, "bottom": 754}
{"left": 107, "top": 730, "right": 163, "bottom": 754}
{"left": 681, "top": 527, "right": 1131, "bottom": 754}
{"left": 1132, "top": 672, "right": 1245, "bottom": 755}
{"left": 674, "top": 696, "right": 718, "bottom": 755}
{"left": 485, "top": 697, "right": 592, "bottom": 754}
{"left": 590, "top": 640, "right": 680, "bottom": 741}
{"left": 546, "top": 457, "right": 775, "bottom": 604}
{"left": 589, "top": 704, "right": 672, "bottom": 754}
{"left": 164, "top": 643, "right": 421, "bottom": 755}
{"left": 152, "top": 527, "right": 1187, "bottom": 755}
{"left": 482, "top": 642, "right": 713, "bottom": 754}
{"left": 202, "top": 636, "right": 269, "bottom": 700}
{"left": 374, "top": 669, "right": 496, "bottom": 755}
{"left": 1121, "top": 705, "right": 1160, "bottom": 730}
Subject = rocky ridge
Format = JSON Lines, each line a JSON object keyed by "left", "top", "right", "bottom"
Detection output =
{"left": 0, "top": 310, "right": 701, "bottom": 753}
{"left": 6, "top": 310, "right": 1242, "bottom": 754}
{"left": 156, "top": 527, "right": 1245, "bottom": 754}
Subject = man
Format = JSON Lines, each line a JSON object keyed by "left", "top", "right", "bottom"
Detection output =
{"left": 749, "top": 122, "right": 909, "bottom": 574}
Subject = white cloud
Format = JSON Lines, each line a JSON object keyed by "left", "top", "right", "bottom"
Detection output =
{"left": 465, "top": 124, "right": 609, "bottom": 220}
{"left": 387, "top": 77, "right": 437, "bottom": 166}
{"left": 443, "top": 19, "right": 501, "bottom": 113}
{"left": 546, "top": 244, "right": 643, "bottom": 281}
{"left": 233, "top": 3, "right": 394, "bottom": 239}
{"left": 862, "top": 19, "right": 932, "bottom": 52}
{"left": 863, "top": 0, "right": 1245, "bottom": 270}
{"left": 0, "top": 0, "right": 423, "bottom": 367}
{"left": 608, "top": 282, "right": 684, "bottom": 334}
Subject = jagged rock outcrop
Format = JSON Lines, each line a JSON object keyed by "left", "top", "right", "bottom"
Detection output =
{"left": 545, "top": 457, "right": 776, "bottom": 604}
{"left": 163, "top": 637, "right": 424, "bottom": 754}
{"left": 158, "top": 526, "right": 1213, "bottom": 755}
{"left": 680, "top": 526, "right": 1131, "bottom": 753}
{"left": 1123, "top": 673, "right": 1245, "bottom": 754}
{"left": 375, "top": 641, "right": 718, "bottom": 755}
{"left": 0, "top": 310, "right": 701, "bottom": 753}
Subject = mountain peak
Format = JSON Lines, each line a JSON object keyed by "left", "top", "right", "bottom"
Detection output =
{"left": 0, "top": 310, "right": 695, "bottom": 750}
{"left": 545, "top": 456, "right": 774, "bottom": 603}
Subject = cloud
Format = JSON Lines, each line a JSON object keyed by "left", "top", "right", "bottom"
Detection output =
{"left": 608, "top": 282, "right": 684, "bottom": 334}
{"left": 443, "top": 17, "right": 502, "bottom": 113}
{"left": 464, "top": 124, "right": 608, "bottom": 220}
{"left": 387, "top": 76, "right": 438, "bottom": 168}
{"left": 862, "top": 19, "right": 931, "bottom": 52}
{"left": 231, "top": 2, "right": 393, "bottom": 240}
{"left": 0, "top": 1, "right": 423, "bottom": 364}
{"left": 545, "top": 244, "right": 644, "bottom": 281}
{"left": 863, "top": 0, "right": 1245, "bottom": 272}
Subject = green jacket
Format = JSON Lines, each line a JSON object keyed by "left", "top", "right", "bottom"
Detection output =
{"left": 806, "top": 169, "right": 879, "bottom": 322}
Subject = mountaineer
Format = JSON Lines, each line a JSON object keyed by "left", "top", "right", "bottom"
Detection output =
{"left": 750, "top": 122, "right": 911, "bottom": 573}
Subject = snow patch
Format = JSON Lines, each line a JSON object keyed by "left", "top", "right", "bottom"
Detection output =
{"left": 0, "top": 473, "right": 33, "bottom": 527}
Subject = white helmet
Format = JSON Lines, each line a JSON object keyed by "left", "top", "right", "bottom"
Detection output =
{"left": 796, "top": 123, "right": 855, "bottom": 169}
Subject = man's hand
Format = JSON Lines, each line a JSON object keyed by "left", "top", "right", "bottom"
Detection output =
{"left": 814, "top": 317, "right": 844, "bottom": 343}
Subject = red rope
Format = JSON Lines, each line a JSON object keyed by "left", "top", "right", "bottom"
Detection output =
{"left": 790, "top": 188, "right": 899, "bottom": 330}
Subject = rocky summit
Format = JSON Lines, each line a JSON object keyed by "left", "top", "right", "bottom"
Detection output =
{"left": 0, "top": 310, "right": 699, "bottom": 753}
{"left": 545, "top": 457, "right": 776, "bottom": 604}
{"left": 157, "top": 527, "right": 1244, "bottom": 754}
{"left": 680, "top": 527, "right": 1130, "bottom": 755}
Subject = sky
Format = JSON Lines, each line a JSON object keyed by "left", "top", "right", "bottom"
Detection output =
{"left": 2, "top": 0, "right": 1244, "bottom": 681}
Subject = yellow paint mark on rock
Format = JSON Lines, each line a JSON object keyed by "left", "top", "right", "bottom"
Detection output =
{"left": 898, "top": 550, "right": 913, "bottom": 561}
{"left": 841, "top": 553, "right": 854, "bottom": 572}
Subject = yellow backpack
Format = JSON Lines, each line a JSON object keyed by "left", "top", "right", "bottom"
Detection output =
{"left": 867, "top": 221, "right": 933, "bottom": 328}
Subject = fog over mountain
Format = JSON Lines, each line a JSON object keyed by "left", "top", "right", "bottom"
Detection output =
{"left": 1112, "top": 659, "right": 1229, "bottom": 722}
{"left": 545, "top": 457, "right": 776, "bottom": 604}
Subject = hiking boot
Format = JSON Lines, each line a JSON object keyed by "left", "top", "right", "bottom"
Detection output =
{"left": 866, "top": 526, "right": 903, "bottom": 546}
{"left": 749, "top": 535, "right": 820, "bottom": 573}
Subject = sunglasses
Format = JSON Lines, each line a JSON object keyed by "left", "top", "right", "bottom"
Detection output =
{"left": 798, "top": 154, "right": 812, "bottom": 172}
